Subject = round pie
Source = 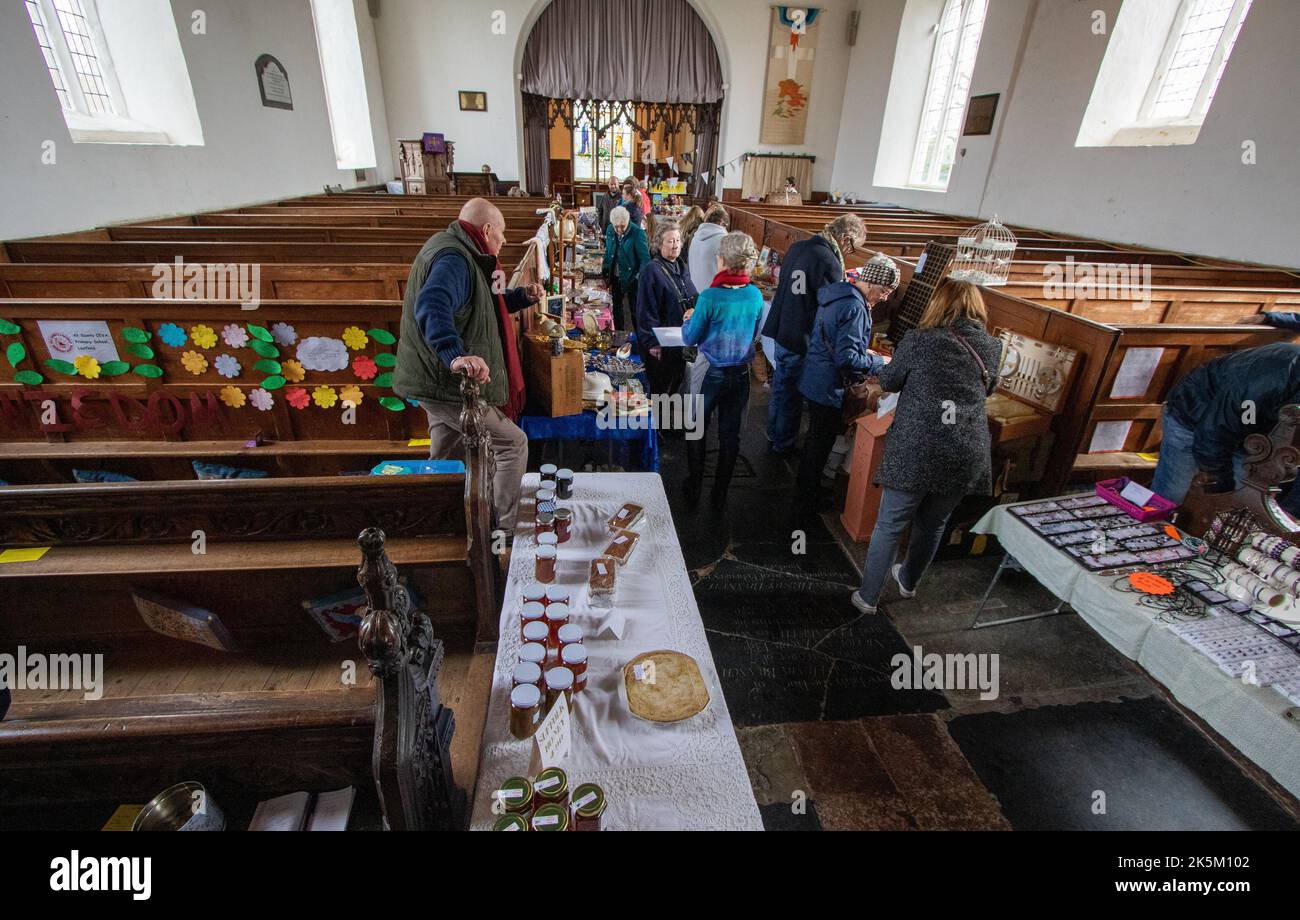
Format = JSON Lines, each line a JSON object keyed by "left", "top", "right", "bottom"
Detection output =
{"left": 623, "top": 650, "right": 709, "bottom": 722}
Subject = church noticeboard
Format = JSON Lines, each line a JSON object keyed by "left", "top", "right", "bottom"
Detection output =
{"left": 255, "top": 54, "right": 293, "bottom": 110}
{"left": 760, "top": 7, "right": 821, "bottom": 146}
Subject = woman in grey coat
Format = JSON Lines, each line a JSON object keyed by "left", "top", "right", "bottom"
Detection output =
{"left": 852, "top": 280, "right": 1003, "bottom": 614}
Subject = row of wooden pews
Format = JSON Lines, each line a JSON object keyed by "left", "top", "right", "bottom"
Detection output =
{"left": 0, "top": 191, "right": 546, "bottom": 830}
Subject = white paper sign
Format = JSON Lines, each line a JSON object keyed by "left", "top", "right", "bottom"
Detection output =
{"left": 38, "top": 320, "right": 119, "bottom": 365}
{"left": 652, "top": 326, "right": 685, "bottom": 347}
{"left": 597, "top": 608, "right": 627, "bottom": 640}
{"left": 1110, "top": 347, "right": 1163, "bottom": 399}
{"left": 877, "top": 391, "right": 900, "bottom": 419}
{"left": 1119, "top": 480, "right": 1155, "bottom": 507}
{"left": 1088, "top": 420, "right": 1132, "bottom": 453}
{"left": 533, "top": 692, "right": 571, "bottom": 769}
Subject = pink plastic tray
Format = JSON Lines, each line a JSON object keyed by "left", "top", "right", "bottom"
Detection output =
{"left": 1096, "top": 477, "right": 1177, "bottom": 522}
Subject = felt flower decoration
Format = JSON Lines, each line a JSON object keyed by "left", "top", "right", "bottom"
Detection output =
{"left": 286, "top": 387, "right": 310, "bottom": 410}
{"left": 221, "top": 324, "right": 249, "bottom": 348}
{"left": 339, "top": 384, "right": 363, "bottom": 406}
{"left": 248, "top": 388, "right": 274, "bottom": 411}
{"left": 312, "top": 385, "right": 339, "bottom": 409}
{"left": 214, "top": 354, "right": 241, "bottom": 378}
{"left": 190, "top": 324, "right": 218, "bottom": 349}
{"left": 159, "top": 323, "right": 187, "bottom": 347}
{"left": 271, "top": 322, "right": 298, "bottom": 346}
{"left": 181, "top": 351, "right": 208, "bottom": 375}
{"left": 219, "top": 386, "right": 246, "bottom": 409}
{"left": 342, "top": 326, "right": 369, "bottom": 350}
{"left": 352, "top": 354, "right": 378, "bottom": 380}
{"left": 281, "top": 359, "right": 306, "bottom": 383}
{"left": 74, "top": 355, "right": 101, "bottom": 379}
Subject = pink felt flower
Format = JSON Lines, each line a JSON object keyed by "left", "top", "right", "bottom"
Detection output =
{"left": 352, "top": 354, "right": 378, "bottom": 380}
{"left": 286, "top": 387, "right": 310, "bottom": 410}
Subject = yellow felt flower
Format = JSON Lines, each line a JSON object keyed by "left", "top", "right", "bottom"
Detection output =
{"left": 281, "top": 359, "right": 306, "bottom": 383}
{"left": 339, "top": 384, "right": 363, "bottom": 406}
{"left": 190, "top": 324, "right": 218, "bottom": 349}
{"left": 342, "top": 327, "right": 369, "bottom": 350}
{"left": 74, "top": 355, "right": 101, "bottom": 379}
{"left": 219, "top": 386, "right": 246, "bottom": 408}
{"left": 312, "top": 385, "right": 338, "bottom": 409}
{"left": 181, "top": 350, "right": 208, "bottom": 375}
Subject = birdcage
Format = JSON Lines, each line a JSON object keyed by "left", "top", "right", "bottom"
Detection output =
{"left": 949, "top": 216, "right": 1018, "bottom": 286}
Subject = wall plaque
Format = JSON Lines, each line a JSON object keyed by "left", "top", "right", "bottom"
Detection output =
{"left": 255, "top": 54, "right": 293, "bottom": 110}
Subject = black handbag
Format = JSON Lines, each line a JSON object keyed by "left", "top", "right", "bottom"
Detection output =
{"left": 818, "top": 313, "right": 881, "bottom": 424}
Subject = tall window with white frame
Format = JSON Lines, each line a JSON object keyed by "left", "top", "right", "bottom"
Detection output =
{"left": 907, "top": 0, "right": 988, "bottom": 190}
{"left": 23, "top": 0, "right": 124, "bottom": 120}
{"left": 1140, "top": 0, "right": 1254, "bottom": 124}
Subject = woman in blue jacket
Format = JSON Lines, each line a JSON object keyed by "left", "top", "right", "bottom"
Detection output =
{"left": 603, "top": 206, "right": 650, "bottom": 331}
{"left": 795, "top": 254, "right": 899, "bottom": 508}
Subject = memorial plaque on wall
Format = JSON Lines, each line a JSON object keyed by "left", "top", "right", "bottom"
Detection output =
{"left": 255, "top": 54, "right": 293, "bottom": 110}
{"left": 962, "top": 93, "right": 999, "bottom": 136}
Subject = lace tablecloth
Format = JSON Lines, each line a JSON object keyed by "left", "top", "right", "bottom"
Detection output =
{"left": 469, "top": 473, "right": 763, "bottom": 830}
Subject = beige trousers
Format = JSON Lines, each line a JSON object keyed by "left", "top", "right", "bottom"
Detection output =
{"left": 421, "top": 401, "right": 529, "bottom": 531}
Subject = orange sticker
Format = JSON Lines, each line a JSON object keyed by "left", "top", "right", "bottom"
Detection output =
{"left": 1129, "top": 572, "right": 1175, "bottom": 595}
{"left": 1163, "top": 524, "right": 1181, "bottom": 541}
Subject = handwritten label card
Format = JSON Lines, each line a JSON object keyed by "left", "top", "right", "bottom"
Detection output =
{"left": 533, "top": 692, "right": 571, "bottom": 770}
{"left": 597, "top": 608, "right": 627, "bottom": 640}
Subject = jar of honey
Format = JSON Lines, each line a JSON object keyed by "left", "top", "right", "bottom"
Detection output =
{"left": 556, "top": 469, "right": 575, "bottom": 500}
{"left": 554, "top": 507, "right": 573, "bottom": 543}
{"left": 492, "top": 814, "right": 529, "bottom": 831}
{"left": 530, "top": 802, "right": 569, "bottom": 832}
{"left": 560, "top": 643, "right": 588, "bottom": 692}
{"left": 556, "top": 623, "right": 583, "bottom": 646}
{"left": 533, "top": 766, "right": 569, "bottom": 808}
{"left": 512, "top": 660, "right": 542, "bottom": 690}
{"left": 535, "top": 512, "right": 556, "bottom": 537}
{"left": 518, "top": 642, "right": 546, "bottom": 671}
{"left": 522, "top": 619, "right": 549, "bottom": 648}
{"left": 544, "top": 666, "right": 575, "bottom": 712}
{"left": 520, "top": 601, "right": 546, "bottom": 641}
{"left": 543, "top": 602, "right": 570, "bottom": 649}
{"left": 571, "top": 782, "right": 606, "bottom": 831}
{"left": 535, "top": 545, "right": 557, "bottom": 583}
{"left": 544, "top": 586, "right": 571, "bottom": 607}
{"left": 495, "top": 776, "right": 534, "bottom": 815}
{"left": 521, "top": 585, "right": 546, "bottom": 607}
{"left": 537, "top": 532, "right": 559, "bottom": 552}
{"left": 509, "top": 683, "right": 543, "bottom": 739}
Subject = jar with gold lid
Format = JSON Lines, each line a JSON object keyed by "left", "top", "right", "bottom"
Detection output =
{"left": 533, "top": 766, "right": 569, "bottom": 808}
{"left": 543, "top": 602, "right": 570, "bottom": 649}
{"left": 544, "top": 666, "right": 575, "bottom": 712}
{"left": 560, "top": 642, "right": 588, "bottom": 692}
{"left": 495, "top": 776, "right": 533, "bottom": 815}
{"left": 571, "top": 782, "right": 606, "bottom": 831}
{"left": 535, "top": 512, "right": 556, "bottom": 537}
{"left": 530, "top": 802, "right": 569, "bottom": 832}
{"left": 509, "top": 683, "right": 543, "bottom": 740}
{"left": 493, "top": 813, "right": 529, "bottom": 831}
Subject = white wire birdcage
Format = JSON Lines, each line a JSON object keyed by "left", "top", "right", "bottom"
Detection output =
{"left": 950, "top": 215, "right": 1018, "bottom": 286}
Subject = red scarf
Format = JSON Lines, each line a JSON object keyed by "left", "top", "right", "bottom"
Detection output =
{"left": 711, "top": 270, "right": 751, "bottom": 288}
{"left": 458, "top": 219, "right": 526, "bottom": 422}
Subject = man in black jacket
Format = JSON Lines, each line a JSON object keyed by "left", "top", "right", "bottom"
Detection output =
{"left": 1153, "top": 342, "right": 1300, "bottom": 517}
{"left": 761, "top": 214, "right": 866, "bottom": 454}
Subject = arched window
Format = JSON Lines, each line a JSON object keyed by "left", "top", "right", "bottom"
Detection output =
{"left": 908, "top": 0, "right": 989, "bottom": 190}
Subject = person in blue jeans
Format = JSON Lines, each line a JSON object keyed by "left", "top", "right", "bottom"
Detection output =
{"left": 851, "top": 281, "right": 1003, "bottom": 614}
{"left": 761, "top": 215, "right": 867, "bottom": 455}
{"left": 681, "top": 231, "right": 766, "bottom": 510}
{"left": 1151, "top": 342, "right": 1300, "bottom": 516}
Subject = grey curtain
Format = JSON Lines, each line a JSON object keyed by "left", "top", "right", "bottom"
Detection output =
{"left": 691, "top": 104, "right": 719, "bottom": 198}
{"left": 522, "top": 0, "right": 723, "bottom": 103}
{"left": 524, "top": 119, "right": 550, "bottom": 195}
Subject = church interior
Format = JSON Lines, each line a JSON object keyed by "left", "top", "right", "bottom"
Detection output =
{"left": 1, "top": 0, "right": 1299, "bottom": 840}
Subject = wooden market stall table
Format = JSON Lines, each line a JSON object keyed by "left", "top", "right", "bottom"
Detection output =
{"left": 469, "top": 472, "right": 762, "bottom": 830}
{"left": 973, "top": 502, "right": 1300, "bottom": 800}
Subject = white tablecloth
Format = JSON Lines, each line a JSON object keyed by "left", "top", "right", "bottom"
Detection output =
{"left": 470, "top": 473, "right": 763, "bottom": 830}
{"left": 975, "top": 503, "right": 1300, "bottom": 799}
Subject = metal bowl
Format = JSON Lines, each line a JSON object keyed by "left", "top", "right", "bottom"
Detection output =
{"left": 133, "top": 781, "right": 226, "bottom": 832}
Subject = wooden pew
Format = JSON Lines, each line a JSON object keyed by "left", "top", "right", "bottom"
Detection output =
{"left": 0, "top": 265, "right": 411, "bottom": 299}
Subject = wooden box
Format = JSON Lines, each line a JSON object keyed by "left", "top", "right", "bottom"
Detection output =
{"left": 523, "top": 335, "right": 584, "bottom": 418}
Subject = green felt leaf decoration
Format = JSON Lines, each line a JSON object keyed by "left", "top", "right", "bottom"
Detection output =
{"left": 122, "top": 327, "right": 151, "bottom": 344}
{"left": 127, "top": 343, "right": 155, "bottom": 360}
{"left": 133, "top": 364, "right": 164, "bottom": 379}
{"left": 45, "top": 358, "right": 77, "bottom": 375}
{"left": 14, "top": 370, "right": 43, "bottom": 386}
{"left": 0, "top": 319, "right": 20, "bottom": 336}
{"left": 373, "top": 372, "right": 394, "bottom": 388}
{"left": 6, "top": 342, "right": 26, "bottom": 368}
{"left": 249, "top": 340, "right": 280, "bottom": 359}
{"left": 99, "top": 361, "right": 131, "bottom": 377}
{"left": 373, "top": 352, "right": 397, "bottom": 368}
{"left": 368, "top": 328, "right": 396, "bottom": 346}
{"left": 254, "top": 359, "right": 282, "bottom": 374}
{"left": 260, "top": 375, "right": 286, "bottom": 391}
{"left": 379, "top": 396, "right": 406, "bottom": 412}
{"left": 247, "top": 323, "right": 273, "bottom": 343}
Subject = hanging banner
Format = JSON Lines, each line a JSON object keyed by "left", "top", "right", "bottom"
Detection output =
{"left": 760, "top": 7, "right": 821, "bottom": 145}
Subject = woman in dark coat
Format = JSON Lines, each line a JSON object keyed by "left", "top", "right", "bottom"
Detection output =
{"left": 636, "top": 219, "right": 697, "bottom": 397}
{"left": 851, "top": 280, "right": 1004, "bottom": 614}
